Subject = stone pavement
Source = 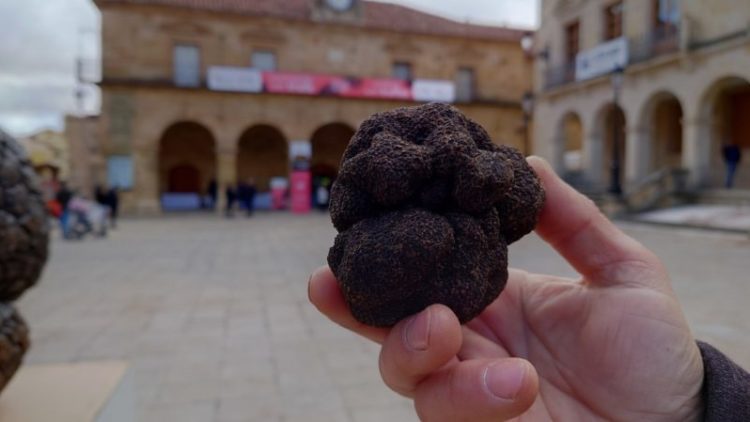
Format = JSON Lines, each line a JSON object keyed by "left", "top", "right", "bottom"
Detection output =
{"left": 635, "top": 204, "right": 750, "bottom": 232}
{"left": 14, "top": 213, "right": 750, "bottom": 421}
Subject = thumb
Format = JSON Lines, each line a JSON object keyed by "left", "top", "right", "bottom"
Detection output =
{"left": 414, "top": 358, "right": 538, "bottom": 421}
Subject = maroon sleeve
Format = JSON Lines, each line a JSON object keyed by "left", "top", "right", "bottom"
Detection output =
{"left": 697, "top": 341, "right": 750, "bottom": 422}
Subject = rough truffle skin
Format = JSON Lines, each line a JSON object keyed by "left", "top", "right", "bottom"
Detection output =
{"left": 328, "top": 103, "right": 545, "bottom": 327}
{"left": 0, "top": 130, "right": 49, "bottom": 301}
{"left": 0, "top": 304, "right": 29, "bottom": 392}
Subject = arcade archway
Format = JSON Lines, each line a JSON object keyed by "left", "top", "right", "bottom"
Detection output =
{"left": 237, "top": 125, "right": 288, "bottom": 191}
{"left": 158, "top": 121, "right": 216, "bottom": 209}
{"left": 310, "top": 123, "right": 355, "bottom": 179}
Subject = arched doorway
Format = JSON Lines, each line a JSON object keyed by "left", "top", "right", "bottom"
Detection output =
{"left": 310, "top": 123, "right": 355, "bottom": 180}
{"left": 237, "top": 125, "right": 288, "bottom": 192}
{"left": 158, "top": 121, "right": 216, "bottom": 210}
{"left": 596, "top": 104, "right": 627, "bottom": 193}
{"left": 700, "top": 77, "right": 750, "bottom": 188}
{"left": 644, "top": 92, "right": 683, "bottom": 172}
{"left": 558, "top": 112, "right": 584, "bottom": 176}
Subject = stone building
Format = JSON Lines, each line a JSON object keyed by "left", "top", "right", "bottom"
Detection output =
{"left": 91, "top": 0, "right": 533, "bottom": 214}
{"left": 533, "top": 0, "right": 750, "bottom": 195}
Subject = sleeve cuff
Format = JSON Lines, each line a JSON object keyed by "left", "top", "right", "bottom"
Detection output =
{"left": 697, "top": 341, "right": 750, "bottom": 422}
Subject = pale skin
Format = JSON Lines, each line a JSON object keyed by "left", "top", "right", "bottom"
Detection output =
{"left": 309, "top": 157, "right": 705, "bottom": 421}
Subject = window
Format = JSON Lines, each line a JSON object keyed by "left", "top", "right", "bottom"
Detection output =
{"left": 603, "top": 2, "right": 624, "bottom": 40}
{"left": 251, "top": 50, "right": 277, "bottom": 71}
{"left": 392, "top": 62, "right": 412, "bottom": 81}
{"left": 565, "top": 21, "right": 580, "bottom": 64}
{"left": 173, "top": 44, "right": 201, "bottom": 87}
{"left": 455, "top": 67, "right": 475, "bottom": 102}
{"left": 654, "top": 0, "right": 680, "bottom": 28}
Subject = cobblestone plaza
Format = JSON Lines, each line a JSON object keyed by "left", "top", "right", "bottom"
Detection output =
{"left": 15, "top": 214, "right": 750, "bottom": 421}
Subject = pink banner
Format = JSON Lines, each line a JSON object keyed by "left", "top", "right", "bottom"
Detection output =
{"left": 262, "top": 72, "right": 412, "bottom": 100}
{"left": 290, "top": 171, "right": 312, "bottom": 214}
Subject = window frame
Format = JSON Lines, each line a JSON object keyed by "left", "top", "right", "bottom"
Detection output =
{"left": 455, "top": 67, "right": 476, "bottom": 103}
{"left": 392, "top": 61, "right": 413, "bottom": 81}
{"left": 564, "top": 20, "right": 581, "bottom": 65}
{"left": 172, "top": 43, "right": 202, "bottom": 88}
{"left": 251, "top": 49, "right": 278, "bottom": 72}
{"left": 603, "top": 1, "right": 624, "bottom": 41}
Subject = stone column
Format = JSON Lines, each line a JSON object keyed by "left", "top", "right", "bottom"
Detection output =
{"left": 682, "top": 118, "right": 712, "bottom": 189}
{"left": 583, "top": 130, "right": 604, "bottom": 190}
{"left": 215, "top": 145, "right": 237, "bottom": 215}
{"left": 132, "top": 145, "right": 161, "bottom": 215}
{"left": 626, "top": 125, "right": 651, "bottom": 185}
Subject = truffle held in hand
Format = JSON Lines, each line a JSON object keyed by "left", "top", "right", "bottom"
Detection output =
{"left": 327, "top": 103, "right": 545, "bottom": 327}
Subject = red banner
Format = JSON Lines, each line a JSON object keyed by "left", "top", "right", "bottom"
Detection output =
{"left": 262, "top": 72, "right": 412, "bottom": 100}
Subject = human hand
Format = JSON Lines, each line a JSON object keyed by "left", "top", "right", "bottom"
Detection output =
{"left": 309, "top": 157, "right": 704, "bottom": 421}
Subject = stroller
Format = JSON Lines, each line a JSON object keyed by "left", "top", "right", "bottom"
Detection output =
{"left": 67, "top": 197, "right": 109, "bottom": 239}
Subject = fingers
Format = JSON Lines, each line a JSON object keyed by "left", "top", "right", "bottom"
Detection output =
{"left": 378, "top": 304, "right": 462, "bottom": 397}
{"left": 414, "top": 358, "right": 538, "bottom": 422}
{"left": 527, "top": 157, "right": 667, "bottom": 289}
{"left": 308, "top": 266, "right": 388, "bottom": 343}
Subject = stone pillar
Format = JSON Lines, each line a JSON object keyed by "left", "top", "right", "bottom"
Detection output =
{"left": 583, "top": 130, "right": 604, "bottom": 190}
{"left": 626, "top": 125, "right": 650, "bottom": 184}
{"left": 682, "top": 119, "right": 712, "bottom": 189}
{"left": 132, "top": 145, "right": 161, "bottom": 215}
{"left": 215, "top": 145, "right": 237, "bottom": 214}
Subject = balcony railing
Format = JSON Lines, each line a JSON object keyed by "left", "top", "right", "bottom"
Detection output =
{"left": 544, "top": 25, "right": 681, "bottom": 91}
{"left": 544, "top": 62, "right": 576, "bottom": 91}
{"left": 630, "top": 24, "right": 680, "bottom": 65}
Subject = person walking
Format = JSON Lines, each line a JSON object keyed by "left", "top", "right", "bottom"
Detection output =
{"left": 723, "top": 143, "right": 742, "bottom": 188}
{"left": 107, "top": 186, "right": 120, "bottom": 228}
{"left": 238, "top": 178, "right": 257, "bottom": 216}
{"left": 55, "top": 182, "right": 73, "bottom": 239}
{"left": 225, "top": 184, "right": 237, "bottom": 217}
{"left": 206, "top": 179, "right": 218, "bottom": 210}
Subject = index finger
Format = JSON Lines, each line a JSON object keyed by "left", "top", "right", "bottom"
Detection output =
{"left": 308, "top": 266, "right": 389, "bottom": 343}
{"left": 527, "top": 157, "right": 667, "bottom": 289}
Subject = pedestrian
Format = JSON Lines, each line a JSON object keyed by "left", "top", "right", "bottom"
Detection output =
{"left": 316, "top": 177, "right": 330, "bottom": 211}
{"left": 94, "top": 185, "right": 108, "bottom": 207}
{"left": 55, "top": 182, "right": 73, "bottom": 239}
{"left": 309, "top": 157, "right": 750, "bottom": 422}
{"left": 107, "top": 186, "right": 120, "bottom": 228}
{"left": 207, "top": 179, "right": 218, "bottom": 210}
{"left": 723, "top": 143, "right": 742, "bottom": 188}
{"left": 225, "top": 184, "right": 237, "bottom": 217}
{"left": 244, "top": 177, "right": 258, "bottom": 217}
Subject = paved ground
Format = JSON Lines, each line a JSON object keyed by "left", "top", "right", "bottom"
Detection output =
{"left": 15, "top": 213, "right": 750, "bottom": 422}
{"left": 637, "top": 204, "right": 750, "bottom": 232}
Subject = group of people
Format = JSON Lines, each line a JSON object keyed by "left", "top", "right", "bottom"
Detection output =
{"left": 52, "top": 183, "right": 119, "bottom": 240}
{"left": 223, "top": 178, "right": 257, "bottom": 217}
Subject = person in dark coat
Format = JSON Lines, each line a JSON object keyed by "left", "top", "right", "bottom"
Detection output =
{"left": 238, "top": 178, "right": 257, "bottom": 217}
{"left": 55, "top": 182, "right": 73, "bottom": 239}
{"left": 106, "top": 186, "right": 120, "bottom": 228}
{"left": 723, "top": 143, "right": 742, "bottom": 188}
{"left": 207, "top": 179, "right": 218, "bottom": 210}
{"left": 225, "top": 184, "right": 237, "bottom": 217}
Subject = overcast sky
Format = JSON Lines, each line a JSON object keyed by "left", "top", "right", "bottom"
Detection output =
{"left": 0, "top": 0, "right": 539, "bottom": 138}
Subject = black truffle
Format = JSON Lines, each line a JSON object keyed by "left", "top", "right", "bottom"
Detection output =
{"left": 327, "top": 103, "right": 545, "bottom": 327}
{"left": 0, "top": 129, "right": 49, "bottom": 301}
{"left": 0, "top": 304, "right": 29, "bottom": 392}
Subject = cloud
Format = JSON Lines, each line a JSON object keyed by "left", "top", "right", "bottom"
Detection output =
{"left": 0, "top": 0, "right": 99, "bottom": 137}
{"left": 372, "top": 0, "right": 539, "bottom": 28}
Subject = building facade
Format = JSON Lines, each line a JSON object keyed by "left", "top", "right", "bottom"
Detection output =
{"left": 92, "top": 0, "right": 533, "bottom": 214}
{"left": 534, "top": 0, "right": 750, "bottom": 194}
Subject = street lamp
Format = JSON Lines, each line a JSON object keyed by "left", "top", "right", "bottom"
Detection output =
{"left": 521, "top": 91, "right": 534, "bottom": 156}
{"left": 609, "top": 66, "right": 625, "bottom": 196}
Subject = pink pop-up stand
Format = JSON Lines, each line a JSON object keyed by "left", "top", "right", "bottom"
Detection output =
{"left": 290, "top": 170, "right": 311, "bottom": 214}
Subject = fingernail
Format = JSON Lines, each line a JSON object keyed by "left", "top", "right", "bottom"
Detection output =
{"left": 484, "top": 360, "right": 526, "bottom": 400}
{"left": 403, "top": 308, "right": 431, "bottom": 351}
